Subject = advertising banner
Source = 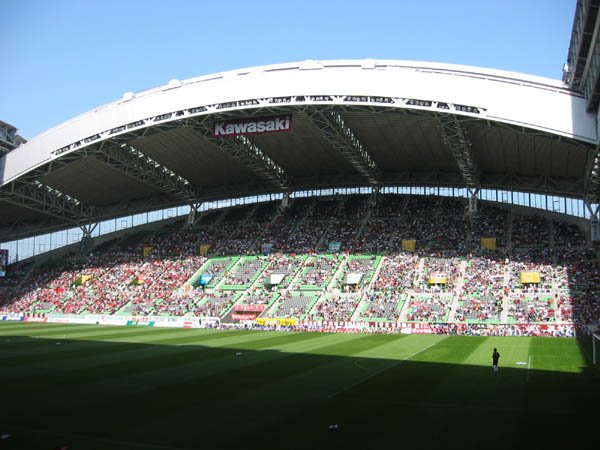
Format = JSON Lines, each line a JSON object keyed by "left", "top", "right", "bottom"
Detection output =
{"left": 199, "top": 274, "right": 214, "bottom": 286}
{"left": 328, "top": 241, "right": 342, "bottom": 252}
{"left": 232, "top": 313, "right": 257, "bottom": 321}
{"left": 234, "top": 304, "right": 266, "bottom": 312}
{"left": 428, "top": 273, "right": 447, "bottom": 285}
{"left": 401, "top": 240, "right": 416, "bottom": 252}
{"left": 24, "top": 316, "right": 48, "bottom": 323}
{"left": 256, "top": 317, "right": 297, "bottom": 326}
{"left": 198, "top": 244, "right": 211, "bottom": 256}
{"left": 75, "top": 275, "right": 92, "bottom": 285}
{"left": 344, "top": 273, "right": 363, "bottom": 285}
{"left": 212, "top": 115, "right": 292, "bottom": 138}
{"left": 1, "top": 313, "right": 23, "bottom": 321}
{"left": 521, "top": 271, "right": 540, "bottom": 284}
{"left": 480, "top": 237, "right": 497, "bottom": 250}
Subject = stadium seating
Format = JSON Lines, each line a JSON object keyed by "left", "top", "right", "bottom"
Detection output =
{"left": 1, "top": 194, "right": 599, "bottom": 336}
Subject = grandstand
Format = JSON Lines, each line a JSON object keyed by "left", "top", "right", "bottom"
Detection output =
{"left": 1, "top": 6, "right": 600, "bottom": 338}
{"left": 3, "top": 5, "right": 600, "bottom": 450}
{"left": 0, "top": 193, "right": 598, "bottom": 337}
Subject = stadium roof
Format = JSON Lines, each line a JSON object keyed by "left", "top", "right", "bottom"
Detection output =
{"left": 0, "top": 59, "right": 598, "bottom": 242}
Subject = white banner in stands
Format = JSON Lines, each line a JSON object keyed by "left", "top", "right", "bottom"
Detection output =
{"left": 98, "top": 316, "right": 128, "bottom": 325}
{"left": 152, "top": 317, "right": 186, "bottom": 328}
{"left": 1, "top": 313, "right": 23, "bottom": 321}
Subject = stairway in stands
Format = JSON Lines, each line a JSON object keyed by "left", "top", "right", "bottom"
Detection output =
{"left": 448, "top": 260, "right": 467, "bottom": 322}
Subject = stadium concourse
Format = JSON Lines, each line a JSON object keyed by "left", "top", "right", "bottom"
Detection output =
{"left": 1, "top": 194, "right": 598, "bottom": 337}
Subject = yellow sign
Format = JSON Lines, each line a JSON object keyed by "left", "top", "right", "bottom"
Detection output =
{"left": 278, "top": 318, "right": 297, "bottom": 326}
{"left": 255, "top": 318, "right": 297, "bottom": 326}
{"left": 402, "top": 239, "right": 416, "bottom": 252}
{"left": 480, "top": 237, "right": 497, "bottom": 250}
{"left": 132, "top": 276, "right": 145, "bottom": 285}
{"left": 521, "top": 272, "right": 540, "bottom": 284}
{"left": 198, "top": 244, "right": 211, "bottom": 256}
{"left": 428, "top": 273, "right": 447, "bottom": 284}
{"left": 142, "top": 246, "right": 154, "bottom": 257}
{"left": 75, "top": 275, "right": 91, "bottom": 285}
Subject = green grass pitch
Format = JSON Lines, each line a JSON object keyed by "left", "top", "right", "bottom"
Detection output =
{"left": 0, "top": 322, "right": 598, "bottom": 450}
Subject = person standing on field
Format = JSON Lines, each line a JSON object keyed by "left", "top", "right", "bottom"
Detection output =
{"left": 492, "top": 348, "right": 500, "bottom": 372}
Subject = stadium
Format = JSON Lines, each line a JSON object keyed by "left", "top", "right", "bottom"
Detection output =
{"left": 1, "top": 2, "right": 600, "bottom": 450}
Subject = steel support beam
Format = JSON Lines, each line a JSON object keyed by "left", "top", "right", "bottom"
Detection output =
{"left": 438, "top": 114, "right": 480, "bottom": 188}
{"left": 0, "top": 180, "right": 96, "bottom": 225}
{"left": 584, "top": 144, "right": 600, "bottom": 203}
{"left": 308, "top": 109, "right": 381, "bottom": 185}
{"left": 190, "top": 121, "right": 289, "bottom": 190}
{"left": 91, "top": 142, "right": 201, "bottom": 203}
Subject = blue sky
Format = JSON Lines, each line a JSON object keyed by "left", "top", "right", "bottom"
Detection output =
{"left": 1, "top": 0, "right": 576, "bottom": 140}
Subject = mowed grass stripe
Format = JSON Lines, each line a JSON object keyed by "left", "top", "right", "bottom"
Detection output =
{"left": 529, "top": 337, "right": 586, "bottom": 373}
{"left": 0, "top": 329, "right": 297, "bottom": 380}
{"left": 2, "top": 331, "right": 598, "bottom": 450}
{"left": 329, "top": 335, "right": 493, "bottom": 408}
{"left": 0, "top": 321, "right": 63, "bottom": 330}
{"left": 0, "top": 326, "right": 253, "bottom": 362}
{"left": 461, "top": 336, "right": 532, "bottom": 369}
{"left": 2, "top": 331, "right": 331, "bottom": 392}
{"left": 0, "top": 325, "right": 192, "bottom": 355}
{"left": 1, "top": 324, "right": 213, "bottom": 345}
{"left": 275, "top": 336, "right": 512, "bottom": 450}
{"left": 117, "top": 334, "right": 444, "bottom": 448}
{"left": 3, "top": 332, "right": 359, "bottom": 418}
{"left": 5, "top": 335, "right": 360, "bottom": 426}
{"left": 54, "top": 333, "right": 416, "bottom": 443}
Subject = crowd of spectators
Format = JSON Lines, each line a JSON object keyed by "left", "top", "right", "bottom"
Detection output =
{"left": 469, "top": 207, "right": 507, "bottom": 248}
{"left": 553, "top": 220, "right": 586, "bottom": 247}
{"left": 221, "top": 257, "right": 267, "bottom": 286}
{"left": 455, "top": 297, "right": 501, "bottom": 323}
{"left": 508, "top": 294, "right": 555, "bottom": 323}
{"left": 511, "top": 215, "right": 549, "bottom": 248}
{"left": 405, "top": 293, "right": 452, "bottom": 322}
{"left": 372, "top": 254, "right": 418, "bottom": 291}
{"left": 1, "top": 195, "right": 599, "bottom": 337}
{"left": 461, "top": 253, "right": 505, "bottom": 296}
{"left": 259, "top": 254, "right": 304, "bottom": 289}
{"left": 359, "top": 291, "right": 404, "bottom": 321}
{"left": 308, "top": 293, "right": 359, "bottom": 322}
{"left": 295, "top": 255, "right": 341, "bottom": 289}
{"left": 188, "top": 291, "right": 238, "bottom": 317}
{"left": 418, "top": 252, "right": 461, "bottom": 291}
{"left": 271, "top": 293, "right": 315, "bottom": 318}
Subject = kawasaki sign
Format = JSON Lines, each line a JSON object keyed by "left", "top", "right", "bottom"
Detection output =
{"left": 212, "top": 115, "right": 292, "bottom": 137}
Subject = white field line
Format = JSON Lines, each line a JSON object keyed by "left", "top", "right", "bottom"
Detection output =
{"left": 328, "top": 340, "right": 439, "bottom": 399}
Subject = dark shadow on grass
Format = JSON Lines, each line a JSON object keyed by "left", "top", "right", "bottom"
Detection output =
{"left": 0, "top": 332, "right": 598, "bottom": 450}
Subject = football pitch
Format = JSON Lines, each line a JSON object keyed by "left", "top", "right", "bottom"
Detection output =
{"left": 0, "top": 322, "right": 598, "bottom": 450}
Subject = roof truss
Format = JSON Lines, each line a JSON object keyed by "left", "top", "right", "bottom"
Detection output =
{"left": 0, "top": 179, "right": 96, "bottom": 225}
{"left": 189, "top": 119, "right": 289, "bottom": 190}
{"left": 438, "top": 114, "right": 480, "bottom": 188}
{"left": 90, "top": 142, "right": 202, "bottom": 203}
{"left": 307, "top": 109, "right": 381, "bottom": 185}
